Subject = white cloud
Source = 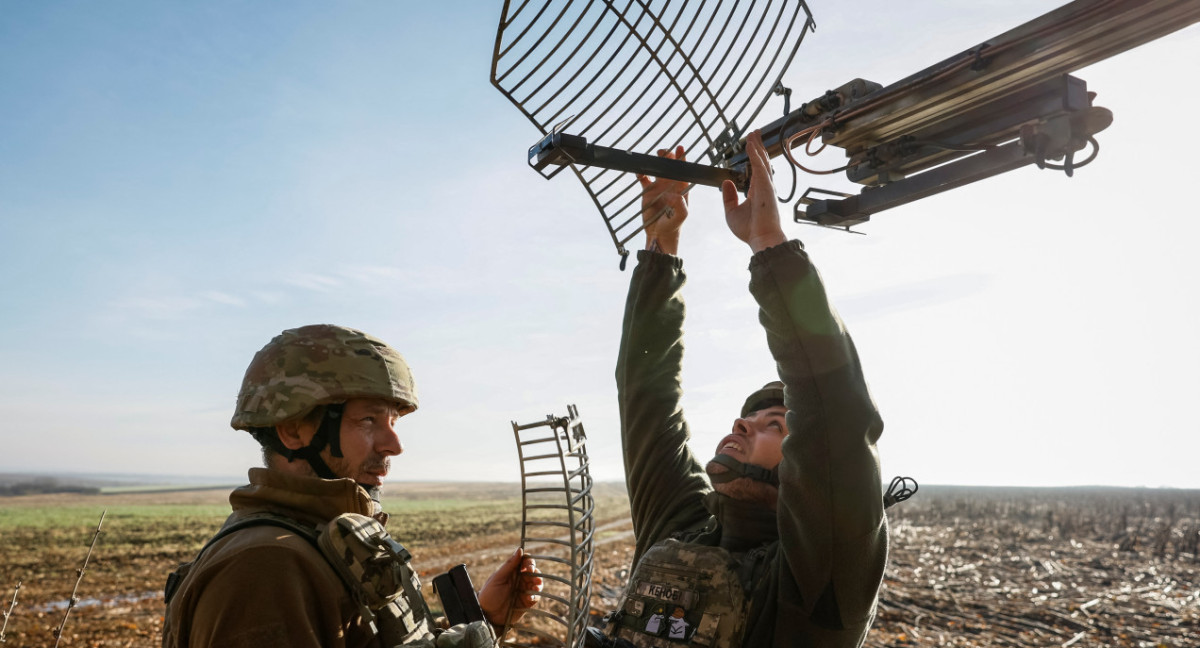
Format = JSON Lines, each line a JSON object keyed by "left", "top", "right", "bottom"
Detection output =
{"left": 338, "top": 264, "right": 405, "bottom": 283}
{"left": 201, "top": 290, "right": 246, "bottom": 307}
{"left": 107, "top": 294, "right": 206, "bottom": 321}
{"left": 249, "top": 290, "right": 287, "bottom": 305}
{"left": 283, "top": 272, "right": 342, "bottom": 292}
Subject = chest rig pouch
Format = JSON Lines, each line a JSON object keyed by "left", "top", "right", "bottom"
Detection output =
{"left": 318, "top": 512, "right": 439, "bottom": 646}
{"left": 606, "top": 539, "right": 747, "bottom": 648}
{"left": 166, "top": 512, "right": 492, "bottom": 648}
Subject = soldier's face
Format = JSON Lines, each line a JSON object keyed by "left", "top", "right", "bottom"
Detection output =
{"left": 326, "top": 397, "right": 409, "bottom": 487}
{"left": 715, "top": 405, "right": 788, "bottom": 469}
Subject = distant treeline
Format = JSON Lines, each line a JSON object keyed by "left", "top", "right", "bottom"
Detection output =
{"left": 0, "top": 477, "right": 100, "bottom": 496}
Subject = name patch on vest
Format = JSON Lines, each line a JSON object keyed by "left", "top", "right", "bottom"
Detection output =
{"left": 636, "top": 581, "right": 697, "bottom": 608}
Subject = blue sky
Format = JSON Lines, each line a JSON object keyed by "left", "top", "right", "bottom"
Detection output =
{"left": 2, "top": 1, "right": 1198, "bottom": 488}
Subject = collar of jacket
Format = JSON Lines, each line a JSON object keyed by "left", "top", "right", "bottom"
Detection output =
{"left": 703, "top": 490, "right": 778, "bottom": 552}
{"left": 230, "top": 467, "right": 388, "bottom": 526}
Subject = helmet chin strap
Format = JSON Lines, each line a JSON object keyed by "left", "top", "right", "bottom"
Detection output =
{"left": 360, "top": 484, "right": 382, "bottom": 506}
{"left": 280, "top": 404, "right": 345, "bottom": 480}
{"left": 707, "top": 453, "right": 780, "bottom": 487}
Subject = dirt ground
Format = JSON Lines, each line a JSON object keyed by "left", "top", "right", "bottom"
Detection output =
{"left": 2, "top": 485, "right": 1197, "bottom": 647}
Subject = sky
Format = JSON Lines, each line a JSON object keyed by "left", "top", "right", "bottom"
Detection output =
{"left": 2, "top": 1, "right": 1197, "bottom": 489}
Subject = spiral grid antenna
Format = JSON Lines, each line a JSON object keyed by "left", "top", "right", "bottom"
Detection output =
{"left": 504, "top": 405, "right": 596, "bottom": 648}
{"left": 491, "top": 0, "right": 815, "bottom": 259}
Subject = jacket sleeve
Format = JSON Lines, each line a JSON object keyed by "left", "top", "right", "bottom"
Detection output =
{"left": 615, "top": 250, "right": 712, "bottom": 563}
{"left": 748, "top": 241, "right": 889, "bottom": 635}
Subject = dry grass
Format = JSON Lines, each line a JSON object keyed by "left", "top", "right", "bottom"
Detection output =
{"left": 2, "top": 484, "right": 1198, "bottom": 647}
{"left": 0, "top": 482, "right": 629, "bottom": 648}
{"left": 867, "top": 486, "right": 1200, "bottom": 648}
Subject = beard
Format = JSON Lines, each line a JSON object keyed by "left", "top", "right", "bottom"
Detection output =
{"left": 705, "top": 458, "right": 779, "bottom": 510}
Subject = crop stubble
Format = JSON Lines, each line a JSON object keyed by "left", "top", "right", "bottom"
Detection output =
{"left": 1, "top": 484, "right": 1197, "bottom": 647}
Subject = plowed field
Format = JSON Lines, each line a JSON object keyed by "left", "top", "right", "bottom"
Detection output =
{"left": 1, "top": 484, "right": 1196, "bottom": 647}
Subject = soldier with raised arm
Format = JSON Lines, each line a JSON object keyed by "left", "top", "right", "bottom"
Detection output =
{"left": 593, "top": 131, "right": 889, "bottom": 647}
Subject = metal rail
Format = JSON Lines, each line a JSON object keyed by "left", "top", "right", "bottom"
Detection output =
{"left": 502, "top": 405, "right": 596, "bottom": 648}
{"left": 498, "top": 0, "right": 1200, "bottom": 254}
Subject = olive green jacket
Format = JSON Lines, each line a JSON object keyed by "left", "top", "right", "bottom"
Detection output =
{"left": 615, "top": 241, "right": 889, "bottom": 647}
{"left": 162, "top": 468, "right": 388, "bottom": 648}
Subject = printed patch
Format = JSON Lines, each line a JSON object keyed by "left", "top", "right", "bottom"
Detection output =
{"left": 666, "top": 606, "right": 690, "bottom": 640}
{"left": 644, "top": 605, "right": 667, "bottom": 635}
{"left": 635, "top": 581, "right": 697, "bottom": 608}
{"left": 624, "top": 599, "right": 645, "bottom": 617}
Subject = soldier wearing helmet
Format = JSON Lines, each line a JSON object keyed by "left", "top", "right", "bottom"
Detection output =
{"left": 163, "top": 324, "right": 541, "bottom": 648}
{"left": 592, "top": 132, "right": 888, "bottom": 647}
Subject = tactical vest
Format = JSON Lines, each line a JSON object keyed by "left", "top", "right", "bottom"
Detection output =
{"left": 165, "top": 512, "right": 494, "bottom": 648}
{"left": 604, "top": 539, "right": 748, "bottom": 648}
{"left": 318, "top": 512, "right": 440, "bottom": 646}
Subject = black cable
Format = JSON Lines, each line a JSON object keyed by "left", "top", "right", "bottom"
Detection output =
{"left": 777, "top": 153, "right": 799, "bottom": 202}
{"left": 883, "top": 475, "right": 919, "bottom": 509}
{"left": 1042, "top": 136, "right": 1100, "bottom": 172}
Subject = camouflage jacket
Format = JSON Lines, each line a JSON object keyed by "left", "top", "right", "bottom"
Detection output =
{"left": 162, "top": 468, "right": 488, "bottom": 648}
{"left": 615, "top": 241, "right": 889, "bottom": 647}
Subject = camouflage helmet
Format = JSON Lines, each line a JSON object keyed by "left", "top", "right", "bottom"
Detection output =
{"left": 231, "top": 324, "right": 418, "bottom": 430}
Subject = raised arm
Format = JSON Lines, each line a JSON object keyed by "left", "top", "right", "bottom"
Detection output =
{"left": 616, "top": 146, "right": 711, "bottom": 562}
{"left": 637, "top": 145, "right": 689, "bottom": 255}
{"left": 725, "top": 132, "right": 888, "bottom": 642}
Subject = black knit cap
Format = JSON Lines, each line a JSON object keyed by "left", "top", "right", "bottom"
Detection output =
{"left": 740, "top": 380, "right": 785, "bottom": 418}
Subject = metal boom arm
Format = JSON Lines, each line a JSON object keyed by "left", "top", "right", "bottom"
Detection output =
{"left": 528, "top": 0, "right": 1200, "bottom": 234}
{"left": 529, "top": 132, "right": 746, "bottom": 190}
